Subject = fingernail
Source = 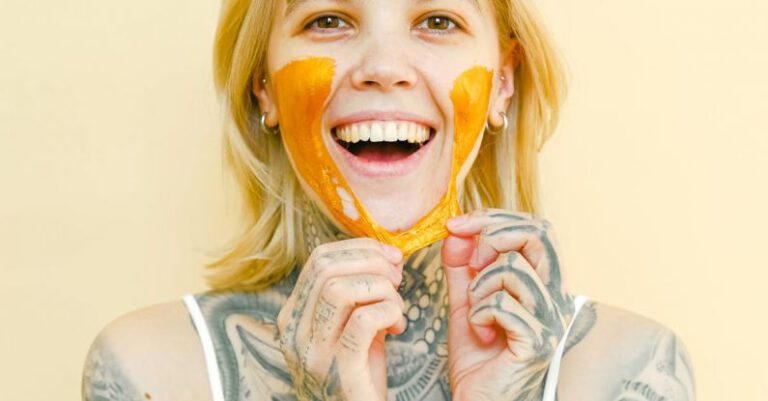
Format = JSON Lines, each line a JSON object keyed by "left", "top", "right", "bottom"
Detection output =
{"left": 384, "top": 244, "right": 403, "bottom": 261}
{"left": 447, "top": 214, "right": 469, "bottom": 230}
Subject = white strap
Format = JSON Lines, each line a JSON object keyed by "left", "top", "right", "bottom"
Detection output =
{"left": 541, "top": 294, "right": 590, "bottom": 401}
{"left": 183, "top": 294, "right": 226, "bottom": 401}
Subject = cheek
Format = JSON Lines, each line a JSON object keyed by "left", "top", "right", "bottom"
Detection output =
{"left": 268, "top": 58, "right": 494, "bottom": 255}
{"left": 272, "top": 57, "right": 359, "bottom": 221}
{"left": 449, "top": 66, "right": 493, "bottom": 179}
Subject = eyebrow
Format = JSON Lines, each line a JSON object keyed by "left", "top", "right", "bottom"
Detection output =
{"left": 285, "top": 0, "right": 481, "bottom": 18}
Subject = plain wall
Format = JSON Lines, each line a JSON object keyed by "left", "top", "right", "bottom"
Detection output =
{"left": 1, "top": 0, "right": 765, "bottom": 399}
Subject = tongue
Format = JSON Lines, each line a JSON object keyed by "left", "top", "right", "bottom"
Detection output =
{"left": 355, "top": 142, "right": 414, "bottom": 162}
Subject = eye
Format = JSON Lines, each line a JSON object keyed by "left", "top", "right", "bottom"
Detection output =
{"left": 305, "top": 15, "right": 350, "bottom": 32}
{"left": 416, "top": 15, "right": 459, "bottom": 34}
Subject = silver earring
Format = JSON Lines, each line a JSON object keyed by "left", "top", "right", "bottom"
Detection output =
{"left": 259, "top": 112, "right": 280, "bottom": 135}
{"left": 485, "top": 111, "right": 508, "bottom": 135}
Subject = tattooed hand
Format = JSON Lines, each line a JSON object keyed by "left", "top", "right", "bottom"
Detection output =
{"left": 276, "top": 238, "right": 407, "bottom": 401}
{"left": 440, "top": 209, "right": 576, "bottom": 401}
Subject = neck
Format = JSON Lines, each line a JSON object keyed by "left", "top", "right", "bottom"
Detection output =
{"left": 298, "top": 200, "right": 450, "bottom": 395}
{"left": 300, "top": 195, "right": 447, "bottom": 308}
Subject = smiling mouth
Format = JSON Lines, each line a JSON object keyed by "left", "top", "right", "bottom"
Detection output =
{"left": 332, "top": 120, "right": 435, "bottom": 162}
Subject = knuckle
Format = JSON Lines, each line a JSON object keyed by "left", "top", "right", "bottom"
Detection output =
{"left": 378, "top": 300, "right": 400, "bottom": 319}
{"left": 323, "top": 278, "right": 347, "bottom": 304}
{"left": 276, "top": 308, "right": 289, "bottom": 331}
{"left": 493, "top": 290, "right": 508, "bottom": 305}
{"left": 349, "top": 308, "right": 373, "bottom": 327}
{"left": 325, "top": 276, "right": 343, "bottom": 291}
{"left": 313, "top": 253, "right": 334, "bottom": 273}
{"left": 480, "top": 225, "right": 491, "bottom": 237}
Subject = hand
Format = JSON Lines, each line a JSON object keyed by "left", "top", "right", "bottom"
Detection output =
{"left": 276, "top": 238, "right": 407, "bottom": 401}
{"left": 440, "top": 209, "right": 575, "bottom": 401}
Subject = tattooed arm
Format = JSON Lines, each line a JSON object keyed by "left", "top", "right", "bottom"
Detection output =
{"left": 82, "top": 334, "right": 145, "bottom": 401}
{"left": 81, "top": 301, "right": 214, "bottom": 401}
{"left": 557, "top": 302, "right": 696, "bottom": 401}
{"left": 610, "top": 329, "right": 696, "bottom": 401}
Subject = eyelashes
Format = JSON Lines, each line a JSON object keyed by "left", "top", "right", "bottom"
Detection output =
{"left": 305, "top": 15, "right": 350, "bottom": 31}
{"left": 416, "top": 15, "right": 459, "bottom": 33}
{"left": 304, "top": 14, "right": 462, "bottom": 36}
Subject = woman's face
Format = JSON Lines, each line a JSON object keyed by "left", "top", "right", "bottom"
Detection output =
{"left": 256, "top": 0, "right": 516, "bottom": 251}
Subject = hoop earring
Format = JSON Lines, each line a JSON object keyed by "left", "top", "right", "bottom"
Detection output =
{"left": 259, "top": 112, "right": 280, "bottom": 135}
{"left": 485, "top": 111, "right": 508, "bottom": 135}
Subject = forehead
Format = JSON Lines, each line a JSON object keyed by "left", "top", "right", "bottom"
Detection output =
{"left": 284, "top": 0, "right": 482, "bottom": 17}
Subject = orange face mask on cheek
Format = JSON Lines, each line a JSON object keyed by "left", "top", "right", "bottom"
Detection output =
{"left": 273, "top": 57, "right": 492, "bottom": 256}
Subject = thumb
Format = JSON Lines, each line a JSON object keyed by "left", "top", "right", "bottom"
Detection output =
{"left": 442, "top": 235, "right": 498, "bottom": 344}
{"left": 441, "top": 235, "right": 475, "bottom": 314}
{"left": 441, "top": 234, "right": 475, "bottom": 268}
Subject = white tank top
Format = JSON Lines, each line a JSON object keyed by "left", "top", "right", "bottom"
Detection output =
{"left": 182, "top": 293, "right": 590, "bottom": 401}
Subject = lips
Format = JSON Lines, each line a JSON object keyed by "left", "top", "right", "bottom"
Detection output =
{"left": 330, "top": 120, "right": 436, "bottom": 178}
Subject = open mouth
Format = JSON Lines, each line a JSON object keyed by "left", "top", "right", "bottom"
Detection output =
{"left": 330, "top": 120, "right": 435, "bottom": 178}
{"left": 332, "top": 121, "right": 435, "bottom": 162}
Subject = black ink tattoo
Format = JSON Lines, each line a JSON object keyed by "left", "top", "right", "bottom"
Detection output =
{"left": 386, "top": 243, "right": 450, "bottom": 401}
{"left": 194, "top": 280, "right": 296, "bottom": 401}
{"left": 563, "top": 301, "right": 597, "bottom": 356}
{"left": 81, "top": 336, "right": 143, "bottom": 401}
{"left": 612, "top": 330, "right": 696, "bottom": 401}
{"left": 186, "top": 210, "right": 599, "bottom": 401}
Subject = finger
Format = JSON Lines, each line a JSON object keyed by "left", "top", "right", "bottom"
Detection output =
{"left": 468, "top": 251, "right": 553, "bottom": 319}
{"left": 311, "top": 274, "right": 405, "bottom": 346}
{"left": 279, "top": 238, "right": 401, "bottom": 330}
{"left": 337, "top": 300, "right": 406, "bottom": 366}
{"left": 286, "top": 246, "right": 403, "bottom": 357}
{"left": 469, "top": 291, "right": 547, "bottom": 362}
{"left": 441, "top": 234, "right": 476, "bottom": 268}
{"left": 446, "top": 208, "right": 534, "bottom": 236}
{"left": 320, "top": 237, "right": 404, "bottom": 264}
{"left": 468, "top": 220, "right": 550, "bottom": 274}
{"left": 294, "top": 239, "right": 403, "bottom": 305}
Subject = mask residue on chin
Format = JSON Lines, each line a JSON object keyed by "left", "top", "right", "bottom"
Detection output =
{"left": 273, "top": 57, "right": 492, "bottom": 256}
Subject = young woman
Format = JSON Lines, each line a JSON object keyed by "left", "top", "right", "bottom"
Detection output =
{"left": 82, "top": 0, "right": 696, "bottom": 400}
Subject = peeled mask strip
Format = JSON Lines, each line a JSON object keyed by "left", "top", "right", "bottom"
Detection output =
{"left": 273, "top": 57, "right": 492, "bottom": 256}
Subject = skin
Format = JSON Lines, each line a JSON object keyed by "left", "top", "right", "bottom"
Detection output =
{"left": 270, "top": 57, "right": 493, "bottom": 254}
{"left": 82, "top": 0, "right": 697, "bottom": 400}
{"left": 81, "top": 216, "right": 696, "bottom": 400}
{"left": 254, "top": 0, "right": 515, "bottom": 239}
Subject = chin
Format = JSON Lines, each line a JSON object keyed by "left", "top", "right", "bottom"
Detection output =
{"left": 355, "top": 181, "right": 448, "bottom": 232}
{"left": 366, "top": 205, "right": 433, "bottom": 233}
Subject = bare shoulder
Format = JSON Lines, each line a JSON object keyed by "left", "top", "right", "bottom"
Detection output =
{"left": 558, "top": 299, "right": 697, "bottom": 401}
{"left": 81, "top": 281, "right": 296, "bottom": 401}
{"left": 81, "top": 299, "right": 211, "bottom": 401}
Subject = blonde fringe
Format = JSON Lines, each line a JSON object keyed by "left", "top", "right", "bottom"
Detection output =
{"left": 205, "top": 0, "right": 567, "bottom": 291}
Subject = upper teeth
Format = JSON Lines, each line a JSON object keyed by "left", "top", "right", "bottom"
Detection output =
{"left": 334, "top": 121, "right": 431, "bottom": 144}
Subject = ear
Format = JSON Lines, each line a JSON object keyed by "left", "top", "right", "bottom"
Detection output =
{"left": 488, "top": 40, "right": 519, "bottom": 128}
{"left": 252, "top": 71, "right": 280, "bottom": 127}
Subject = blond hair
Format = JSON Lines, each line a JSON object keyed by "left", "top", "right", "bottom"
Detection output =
{"left": 205, "top": 0, "right": 567, "bottom": 291}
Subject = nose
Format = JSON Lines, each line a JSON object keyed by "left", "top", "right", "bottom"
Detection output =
{"left": 350, "top": 35, "right": 418, "bottom": 92}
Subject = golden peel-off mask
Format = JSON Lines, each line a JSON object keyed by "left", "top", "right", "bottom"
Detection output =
{"left": 273, "top": 57, "right": 492, "bottom": 256}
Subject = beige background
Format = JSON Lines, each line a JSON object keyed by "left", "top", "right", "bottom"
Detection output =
{"left": 1, "top": 0, "right": 765, "bottom": 399}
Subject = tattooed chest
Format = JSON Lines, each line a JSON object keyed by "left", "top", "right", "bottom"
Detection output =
{"left": 200, "top": 245, "right": 451, "bottom": 401}
{"left": 225, "top": 321, "right": 450, "bottom": 401}
{"left": 387, "top": 252, "right": 451, "bottom": 401}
